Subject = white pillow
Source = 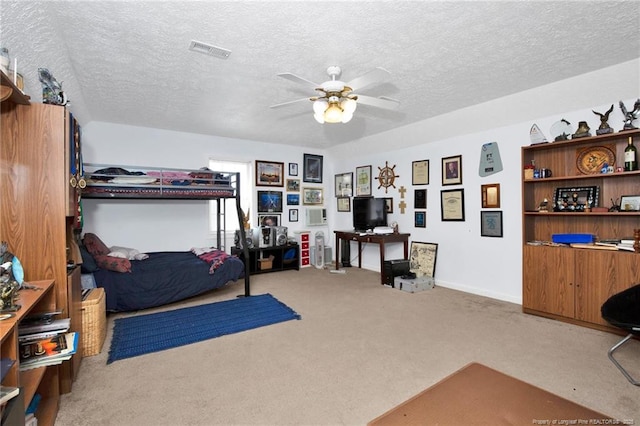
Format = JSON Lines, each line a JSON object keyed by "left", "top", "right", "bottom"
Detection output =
{"left": 108, "top": 246, "right": 149, "bottom": 260}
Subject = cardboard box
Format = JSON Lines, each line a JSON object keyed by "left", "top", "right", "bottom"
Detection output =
{"left": 394, "top": 276, "right": 435, "bottom": 293}
{"left": 258, "top": 255, "right": 274, "bottom": 270}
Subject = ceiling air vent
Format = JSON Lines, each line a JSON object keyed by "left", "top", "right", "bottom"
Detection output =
{"left": 188, "top": 40, "right": 231, "bottom": 59}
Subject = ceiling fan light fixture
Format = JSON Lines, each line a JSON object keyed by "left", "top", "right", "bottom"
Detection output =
{"left": 341, "top": 98, "right": 357, "bottom": 114}
{"left": 340, "top": 111, "right": 354, "bottom": 123}
{"left": 313, "top": 99, "right": 328, "bottom": 115}
{"left": 324, "top": 102, "right": 343, "bottom": 123}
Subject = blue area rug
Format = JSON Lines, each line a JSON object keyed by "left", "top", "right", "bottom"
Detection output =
{"left": 108, "top": 293, "right": 300, "bottom": 363}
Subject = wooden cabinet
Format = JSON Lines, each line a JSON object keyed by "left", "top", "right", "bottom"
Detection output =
{"left": 232, "top": 244, "right": 300, "bottom": 275}
{"left": 294, "top": 231, "right": 311, "bottom": 268}
{"left": 0, "top": 101, "right": 83, "bottom": 395}
{"left": 521, "top": 129, "right": 640, "bottom": 332}
{"left": 0, "top": 280, "right": 59, "bottom": 426}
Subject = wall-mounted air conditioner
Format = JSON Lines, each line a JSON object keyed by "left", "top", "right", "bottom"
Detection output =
{"left": 305, "top": 208, "right": 327, "bottom": 226}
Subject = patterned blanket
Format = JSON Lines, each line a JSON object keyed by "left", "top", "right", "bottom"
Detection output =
{"left": 191, "top": 248, "right": 232, "bottom": 274}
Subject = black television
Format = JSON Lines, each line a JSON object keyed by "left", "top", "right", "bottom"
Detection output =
{"left": 353, "top": 197, "right": 388, "bottom": 232}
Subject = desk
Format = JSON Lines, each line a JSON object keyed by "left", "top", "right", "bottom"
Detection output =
{"left": 334, "top": 231, "right": 410, "bottom": 284}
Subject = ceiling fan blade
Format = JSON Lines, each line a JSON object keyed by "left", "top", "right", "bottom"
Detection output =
{"left": 356, "top": 94, "right": 400, "bottom": 110}
{"left": 277, "top": 73, "right": 319, "bottom": 89}
{"left": 346, "top": 67, "right": 391, "bottom": 91}
{"left": 269, "top": 97, "right": 312, "bottom": 109}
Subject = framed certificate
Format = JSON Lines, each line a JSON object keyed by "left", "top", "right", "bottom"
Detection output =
{"left": 412, "top": 160, "right": 429, "bottom": 185}
{"left": 440, "top": 188, "right": 465, "bottom": 221}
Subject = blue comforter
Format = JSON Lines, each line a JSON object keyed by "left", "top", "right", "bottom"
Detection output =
{"left": 93, "top": 251, "right": 245, "bottom": 312}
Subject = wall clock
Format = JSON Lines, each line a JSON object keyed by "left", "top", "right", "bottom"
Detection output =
{"left": 376, "top": 161, "right": 399, "bottom": 193}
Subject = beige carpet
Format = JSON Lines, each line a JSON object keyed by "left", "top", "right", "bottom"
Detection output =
{"left": 55, "top": 267, "right": 639, "bottom": 425}
{"left": 368, "top": 362, "right": 610, "bottom": 425}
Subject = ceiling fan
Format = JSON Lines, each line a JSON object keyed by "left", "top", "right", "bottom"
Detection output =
{"left": 270, "top": 66, "right": 399, "bottom": 124}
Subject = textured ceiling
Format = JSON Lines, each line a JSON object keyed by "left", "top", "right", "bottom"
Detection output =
{"left": 1, "top": 1, "right": 639, "bottom": 148}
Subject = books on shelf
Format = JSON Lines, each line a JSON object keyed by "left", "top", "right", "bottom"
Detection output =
{"left": 19, "top": 332, "right": 78, "bottom": 371}
{"left": 0, "top": 385, "right": 20, "bottom": 405}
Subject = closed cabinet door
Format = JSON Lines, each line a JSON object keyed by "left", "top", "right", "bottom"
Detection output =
{"left": 523, "top": 245, "right": 575, "bottom": 318}
{"left": 574, "top": 250, "right": 640, "bottom": 326}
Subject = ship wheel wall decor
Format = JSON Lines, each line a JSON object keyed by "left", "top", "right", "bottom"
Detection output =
{"left": 376, "top": 161, "right": 399, "bottom": 193}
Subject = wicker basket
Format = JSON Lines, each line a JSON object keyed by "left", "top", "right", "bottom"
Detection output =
{"left": 81, "top": 287, "right": 106, "bottom": 357}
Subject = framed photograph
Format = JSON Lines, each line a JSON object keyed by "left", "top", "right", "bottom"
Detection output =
{"left": 553, "top": 186, "right": 599, "bottom": 212}
{"left": 287, "top": 193, "right": 299, "bottom": 205}
{"left": 415, "top": 189, "right": 427, "bottom": 209}
{"left": 620, "top": 195, "right": 640, "bottom": 211}
{"left": 337, "top": 197, "right": 350, "bottom": 212}
{"left": 409, "top": 241, "right": 438, "bottom": 278}
{"left": 481, "top": 211, "right": 503, "bottom": 237}
{"left": 286, "top": 179, "right": 300, "bottom": 192}
{"left": 383, "top": 197, "right": 393, "bottom": 214}
{"left": 302, "top": 187, "right": 324, "bottom": 205}
{"left": 355, "top": 165, "right": 372, "bottom": 196}
{"left": 303, "top": 153, "right": 323, "bottom": 183}
{"left": 440, "top": 188, "right": 465, "bottom": 221}
{"left": 481, "top": 183, "right": 500, "bottom": 208}
{"left": 289, "top": 209, "right": 298, "bottom": 222}
{"left": 255, "top": 160, "right": 284, "bottom": 187}
{"left": 442, "top": 155, "right": 462, "bottom": 186}
{"left": 257, "top": 190, "right": 283, "bottom": 213}
{"left": 335, "top": 172, "right": 353, "bottom": 197}
{"left": 258, "top": 214, "right": 280, "bottom": 227}
{"left": 414, "top": 211, "right": 426, "bottom": 228}
{"left": 289, "top": 162, "right": 298, "bottom": 176}
{"left": 412, "top": 160, "right": 429, "bottom": 185}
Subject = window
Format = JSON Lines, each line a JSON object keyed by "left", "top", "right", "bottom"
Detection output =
{"left": 209, "top": 159, "right": 252, "bottom": 233}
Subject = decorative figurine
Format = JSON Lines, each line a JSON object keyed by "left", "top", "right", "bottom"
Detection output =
{"left": 38, "top": 68, "right": 68, "bottom": 106}
{"left": 619, "top": 99, "right": 640, "bottom": 130}
{"left": 592, "top": 104, "right": 614, "bottom": 135}
{"left": 572, "top": 121, "right": 591, "bottom": 139}
{"left": 550, "top": 119, "right": 573, "bottom": 141}
{"left": 537, "top": 198, "right": 549, "bottom": 212}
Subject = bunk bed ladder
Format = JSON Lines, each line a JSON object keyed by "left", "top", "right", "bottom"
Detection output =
{"left": 233, "top": 172, "right": 251, "bottom": 297}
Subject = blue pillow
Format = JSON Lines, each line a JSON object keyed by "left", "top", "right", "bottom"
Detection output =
{"left": 79, "top": 245, "right": 100, "bottom": 273}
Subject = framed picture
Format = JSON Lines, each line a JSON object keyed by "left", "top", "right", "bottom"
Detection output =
{"left": 481, "top": 183, "right": 500, "bottom": 208}
{"left": 257, "top": 190, "right": 283, "bottom": 213}
{"left": 620, "top": 195, "right": 640, "bottom": 211}
{"left": 412, "top": 159, "right": 429, "bottom": 185}
{"left": 255, "top": 160, "right": 284, "bottom": 187}
{"left": 287, "top": 193, "right": 299, "bottom": 205}
{"left": 355, "top": 165, "right": 372, "bottom": 196}
{"left": 289, "top": 209, "right": 298, "bottom": 222}
{"left": 289, "top": 162, "right": 298, "bottom": 176}
{"left": 481, "top": 211, "right": 503, "bottom": 237}
{"left": 258, "top": 214, "right": 280, "bottom": 227}
{"left": 303, "top": 153, "right": 323, "bottom": 183}
{"left": 302, "top": 187, "right": 323, "bottom": 205}
{"left": 414, "top": 211, "right": 426, "bottom": 228}
{"left": 415, "top": 189, "right": 427, "bottom": 209}
{"left": 383, "top": 197, "right": 393, "bottom": 214}
{"left": 442, "top": 155, "right": 462, "bottom": 186}
{"left": 286, "top": 179, "right": 300, "bottom": 192}
{"left": 440, "top": 188, "right": 465, "bottom": 221}
{"left": 553, "top": 186, "right": 599, "bottom": 212}
{"left": 337, "top": 197, "right": 350, "bottom": 212}
{"left": 335, "top": 172, "right": 353, "bottom": 197}
{"left": 409, "top": 241, "right": 438, "bottom": 278}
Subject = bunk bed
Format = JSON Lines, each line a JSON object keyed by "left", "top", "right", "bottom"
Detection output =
{"left": 80, "top": 163, "right": 251, "bottom": 312}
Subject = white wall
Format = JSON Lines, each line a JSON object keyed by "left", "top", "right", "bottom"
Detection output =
{"left": 327, "top": 59, "right": 639, "bottom": 304}
{"left": 81, "top": 59, "right": 639, "bottom": 305}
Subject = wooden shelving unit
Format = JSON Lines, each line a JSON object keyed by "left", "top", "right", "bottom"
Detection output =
{"left": 0, "top": 280, "right": 59, "bottom": 426}
{"left": 521, "top": 129, "right": 640, "bottom": 332}
{"left": 0, "top": 70, "right": 30, "bottom": 104}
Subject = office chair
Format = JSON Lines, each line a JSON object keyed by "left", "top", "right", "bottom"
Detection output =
{"left": 601, "top": 283, "right": 640, "bottom": 386}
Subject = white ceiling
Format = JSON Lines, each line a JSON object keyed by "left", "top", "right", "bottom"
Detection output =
{"left": 2, "top": 1, "right": 639, "bottom": 148}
